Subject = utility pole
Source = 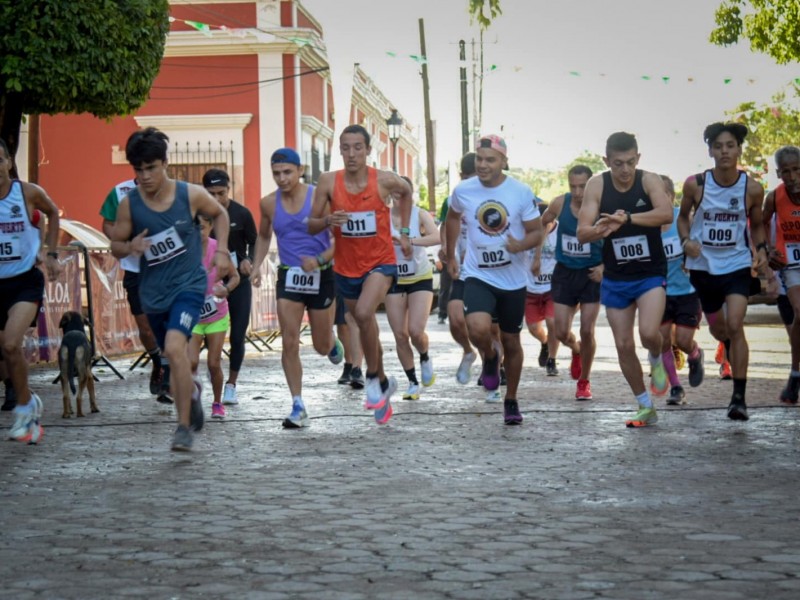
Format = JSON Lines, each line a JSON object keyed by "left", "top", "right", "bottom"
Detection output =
{"left": 459, "top": 40, "right": 469, "bottom": 156}
{"left": 27, "top": 114, "right": 39, "bottom": 183}
{"left": 419, "top": 18, "right": 436, "bottom": 214}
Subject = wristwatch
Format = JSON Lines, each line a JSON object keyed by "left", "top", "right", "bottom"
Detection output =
{"left": 625, "top": 211, "right": 632, "bottom": 225}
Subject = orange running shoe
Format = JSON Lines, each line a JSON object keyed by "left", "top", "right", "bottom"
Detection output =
{"left": 719, "top": 361, "right": 732, "bottom": 380}
{"left": 715, "top": 341, "right": 725, "bottom": 365}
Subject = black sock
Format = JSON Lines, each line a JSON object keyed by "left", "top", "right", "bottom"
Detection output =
{"left": 147, "top": 347, "right": 162, "bottom": 370}
{"left": 405, "top": 368, "right": 418, "bottom": 385}
{"left": 732, "top": 378, "right": 746, "bottom": 401}
{"left": 419, "top": 351, "right": 429, "bottom": 363}
{"left": 380, "top": 377, "right": 389, "bottom": 392}
{"left": 366, "top": 371, "right": 378, "bottom": 381}
{"left": 342, "top": 362, "right": 353, "bottom": 374}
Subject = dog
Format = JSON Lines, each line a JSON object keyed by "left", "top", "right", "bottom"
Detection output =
{"left": 58, "top": 311, "right": 98, "bottom": 418}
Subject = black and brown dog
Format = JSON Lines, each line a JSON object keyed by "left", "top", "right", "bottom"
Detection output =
{"left": 58, "top": 311, "right": 98, "bottom": 418}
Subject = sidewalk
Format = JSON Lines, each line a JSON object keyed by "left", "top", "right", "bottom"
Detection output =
{"left": 1, "top": 306, "right": 797, "bottom": 599}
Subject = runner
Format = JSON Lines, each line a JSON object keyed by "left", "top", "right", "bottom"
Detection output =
{"left": 1, "top": 137, "right": 63, "bottom": 444}
{"left": 252, "top": 147, "right": 343, "bottom": 428}
{"left": 761, "top": 144, "right": 800, "bottom": 404}
{"left": 384, "top": 176, "right": 440, "bottom": 400}
{"left": 445, "top": 134, "right": 543, "bottom": 424}
{"left": 188, "top": 214, "right": 240, "bottom": 420}
{"left": 540, "top": 165, "right": 602, "bottom": 399}
{"left": 201, "top": 169, "right": 257, "bottom": 406}
{"left": 658, "top": 175, "right": 705, "bottom": 405}
{"left": 577, "top": 131, "right": 673, "bottom": 427}
{"left": 110, "top": 127, "right": 233, "bottom": 451}
{"left": 334, "top": 294, "right": 364, "bottom": 388}
{"left": 309, "top": 124, "right": 413, "bottom": 425}
{"left": 678, "top": 122, "right": 767, "bottom": 421}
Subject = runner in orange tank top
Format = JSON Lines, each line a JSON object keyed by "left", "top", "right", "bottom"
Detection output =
{"left": 309, "top": 124, "right": 413, "bottom": 425}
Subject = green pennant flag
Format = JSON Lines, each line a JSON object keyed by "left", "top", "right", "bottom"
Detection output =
{"left": 288, "top": 36, "right": 311, "bottom": 47}
{"left": 641, "top": 75, "right": 651, "bottom": 80}
{"left": 185, "top": 20, "right": 211, "bottom": 35}
{"left": 724, "top": 78, "right": 732, "bottom": 84}
{"left": 569, "top": 71, "right": 580, "bottom": 76}
{"left": 662, "top": 76, "right": 670, "bottom": 84}
{"left": 386, "top": 51, "right": 397, "bottom": 57}
{"left": 409, "top": 54, "right": 428, "bottom": 64}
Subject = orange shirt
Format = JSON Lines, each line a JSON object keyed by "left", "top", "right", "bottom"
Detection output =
{"left": 774, "top": 183, "right": 800, "bottom": 268}
{"left": 331, "top": 167, "right": 396, "bottom": 277}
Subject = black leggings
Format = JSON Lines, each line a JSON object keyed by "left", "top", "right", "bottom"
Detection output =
{"left": 227, "top": 277, "right": 252, "bottom": 373}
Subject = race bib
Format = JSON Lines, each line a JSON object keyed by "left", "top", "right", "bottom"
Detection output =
{"left": 662, "top": 235, "right": 682, "bottom": 260}
{"left": 200, "top": 295, "right": 219, "bottom": 321}
{"left": 0, "top": 236, "right": 22, "bottom": 262}
{"left": 285, "top": 266, "right": 321, "bottom": 294}
{"left": 785, "top": 243, "right": 800, "bottom": 269}
{"left": 144, "top": 227, "right": 186, "bottom": 266}
{"left": 341, "top": 211, "right": 377, "bottom": 238}
{"left": 561, "top": 234, "right": 590, "bottom": 257}
{"left": 395, "top": 246, "right": 416, "bottom": 278}
{"left": 536, "top": 272, "right": 552, "bottom": 284}
{"left": 476, "top": 242, "right": 511, "bottom": 269}
{"left": 701, "top": 220, "right": 737, "bottom": 247}
{"left": 612, "top": 235, "right": 651, "bottom": 263}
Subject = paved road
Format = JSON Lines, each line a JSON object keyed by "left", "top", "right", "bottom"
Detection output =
{"left": 1, "top": 305, "right": 798, "bottom": 599}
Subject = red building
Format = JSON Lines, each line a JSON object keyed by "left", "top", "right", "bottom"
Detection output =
{"left": 17, "top": 0, "right": 418, "bottom": 230}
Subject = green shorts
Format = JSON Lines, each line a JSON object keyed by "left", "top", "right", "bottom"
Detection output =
{"left": 192, "top": 313, "right": 230, "bottom": 336}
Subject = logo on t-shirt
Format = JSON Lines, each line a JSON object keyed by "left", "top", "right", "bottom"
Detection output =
{"left": 476, "top": 200, "right": 509, "bottom": 235}
{"left": 729, "top": 197, "right": 739, "bottom": 209}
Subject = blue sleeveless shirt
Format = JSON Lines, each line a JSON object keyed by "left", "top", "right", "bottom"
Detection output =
{"left": 128, "top": 181, "right": 206, "bottom": 313}
{"left": 273, "top": 186, "right": 330, "bottom": 267}
{"left": 554, "top": 193, "right": 603, "bottom": 269}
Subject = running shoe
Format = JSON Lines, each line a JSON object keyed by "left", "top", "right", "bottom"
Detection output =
{"left": 625, "top": 405, "right": 658, "bottom": 428}
{"left": 650, "top": 359, "right": 669, "bottom": 396}
{"left": 364, "top": 377, "right": 384, "bottom": 410}
{"left": 546, "top": 358, "right": 558, "bottom": 377}
{"left": 719, "top": 361, "right": 733, "bottom": 380}
{"left": 476, "top": 374, "right": 484, "bottom": 386}
{"left": 171, "top": 424, "right": 193, "bottom": 451}
{"left": 156, "top": 387, "right": 174, "bottom": 405}
{"left": 485, "top": 390, "right": 502, "bottom": 403}
{"left": 421, "top": 358, "right": 435, "bottom": 387}
{"left": 328, "top": 337, "right": 344, "bottom": 365}
{"left": 503, "top": 398, "right": 523, "bottom": 425}
{"left": 780, "top": 377, "right": 800, "bottom": 405}
{"left": 715, "top": 341, "right": 725, "bottom": 364}
{"left": 222, "top": 382, "right": 238, "bottom": 405}
{"left": 667, "top": 385, "right": 686, "bottom": 406}
{"left": 8, "top": 393, "right": 44, "bottom": 444}
{"left": 403, "top": 382, "right": 421, "bottom": 400}
{"left": 211, "top": 402, "right": 226, "bottom": 419}
{"left": 538, "top": 343, "right": 549, "bottom": 368}
{"left": 456, "top": 352, "right": 476, "bottom": 385}
{"left": 727, "top": 398, "right": 749, "bottom": 421}
{"left": 374, "top": 377, "right": 397, "bottom": 425}
{"left": 570, "top": 353, "right": 581, "bottom": 380}
{"left": 481, "top": 351, "right": 500, "bottom": 391}
{"left": 1, "top": 380, "right": 16, "bottom": 411}
{"left": 673, "top": 345, "right": 686, "bottom": 371}
{"left": 500, "top": 367, "right": 507, "bottom": 386}
{"left": 575, "top": 379, "right": 592, "bottom": 401}
{"left": 349, "top": 367, "right": 365, "bottom": 390}
{"left": 687, "top": 348, "right": 705, "bottom": 388}
{"left": 338, "top": 364, "right": 353, "bottom": 385}
{"left": 190, "top": 377, "right": 204, "bottom": 432}
{"left": 149, "top": 366, "right": 163, "bottom": 396}
{"left": 282, "top": 401, "right": 310, "bottom": 428}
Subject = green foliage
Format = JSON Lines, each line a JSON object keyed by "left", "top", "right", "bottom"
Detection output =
{"left": 0, "top": 0, "right": 169, "bottom": 152}
{"left": 710, "top": 0, "right": 800, "bottom": 64}
{"left": 510, "top": 151, "right": 606, "bottom": 201}
{"left": 726, "top": 83, "right": 800, "bottom": 180}
{"left": 467, "top": 0, "right": 502, "bottom": 30}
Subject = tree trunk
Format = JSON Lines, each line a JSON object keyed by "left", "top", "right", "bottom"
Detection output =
{"left": 0, "top": 92, "right": 24, "bottom": 179}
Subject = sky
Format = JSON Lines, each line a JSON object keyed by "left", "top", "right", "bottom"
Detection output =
{"left": 303, "top": 0, "right": 797, "bottom": 188}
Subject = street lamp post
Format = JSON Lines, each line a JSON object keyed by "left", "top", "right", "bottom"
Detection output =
{"left": 386, "top": 109, "right": 402, "bottom": 173}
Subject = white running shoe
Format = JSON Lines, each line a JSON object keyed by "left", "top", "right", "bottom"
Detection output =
{"left": 8, "top": 392, "right": 44, "bottom": 443}
{"left": 403, "top": 382, "right": 421, "bottom": 400}
{"left": 456, "top": 352, "right": 477, "bottom": 385}
{"left": 421, "top": 358, "right": 435, "bottom": 387}
{"left": 485, "top": 390, "right": 502, "bottom": 403}
{"left": 222, "top": 383, "right": 238, "bottom": 405}
{"left": 364, "top": 377, "right": 383, "bottom": 410}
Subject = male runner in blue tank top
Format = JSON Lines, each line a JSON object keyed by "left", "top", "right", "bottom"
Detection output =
{"left": 678, "top": 122, "right": 767, "bottom": 421}
{"left": 1, "top": 138, "right": 63, "bottom": 444}
{"left": 110, "top": 127, "right": 232, "bottom": 451}
{"left": 577, "top": 132, "right": 673, "bottom": 428}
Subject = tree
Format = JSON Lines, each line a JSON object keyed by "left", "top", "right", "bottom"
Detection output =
{"left": 710, "top": 0, "right": 800, "bottom": 64}
{"left": 0, "top": 0, "right": 170, "bottom": 174}
{"left": 726, "top": 83, "right": 800, "bottom": 180}
{"left": 467, "top": 0, "right": 502, "bottom": 30}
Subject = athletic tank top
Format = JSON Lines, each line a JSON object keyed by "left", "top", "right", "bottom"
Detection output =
{"left": 772, "top": 183, "right": 800, "bottom": 270}
{"left": 273, "top": 186, "right": 330, "bottom": 268}
{"left": 599, "top": 170, "right": 667, "bottom": 281}
{"left": 0, "top": 180, "right": 40, "bottom": 278}
{"left": 554, "top": 193, "right": 602, "bottom": 269}
{"left": 391, "top": 204, "right": 432, "bottom": 284}
{"left": 331, "top": 167, "right": 395, "bottom": 277}
{"left": 198, "top": 237, "right": 230, "bottom": 324}
{"left": 128, "top": 181, "right": 206, "bottom": 313}
{"left": 661, "top": 207, "right": 694, "bottom": 296}
{"left": 527, "top": 223, "right": 558, "bottom": 294}
{"left": 685, "top": 170, "right": 751, "bottom": 275}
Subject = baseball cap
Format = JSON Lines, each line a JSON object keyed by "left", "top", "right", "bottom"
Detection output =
{"left": 476, "top": 134, "right": 507, "bottom": 157}
{"left": 202, "top": 168, "right": 230, "bottom": 188}
{"left": 270, "top": 147, "right": 302, "bottom": 166}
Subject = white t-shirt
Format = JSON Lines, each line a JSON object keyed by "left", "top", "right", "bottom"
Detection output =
{"left": 450, "top": 175, "right": 539, "bottom": 291}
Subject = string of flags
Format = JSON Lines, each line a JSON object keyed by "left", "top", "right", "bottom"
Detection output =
{"left": 169, "top": 16, "right": 317, "bottom": 47}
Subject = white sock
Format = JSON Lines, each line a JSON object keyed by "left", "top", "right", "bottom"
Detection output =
{"left": 636, "top": 391, "right": 652, "bottom": 408}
